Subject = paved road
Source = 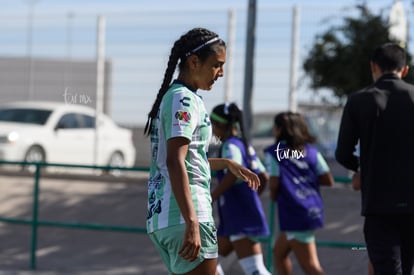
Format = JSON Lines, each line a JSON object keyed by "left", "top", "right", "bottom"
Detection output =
{"left": 0, "top": 170, "right": 370, "bottom": 274}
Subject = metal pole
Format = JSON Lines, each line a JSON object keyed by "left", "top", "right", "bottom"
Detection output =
{"left": 64, "top": 12, "right": 74, "bottom": 88}
{"left": 25, "top": 0, "right": 38, "bottom": 100}
{"left": 30, "top": 163, "right": 41, "bottom": 270}
{"left": 288, "top": 5, "right": 299, "bottom": 112}
{"left": 243, "top": 0, "right": 257, "bottom": 141}
{"left": 224, "top": 9, "right": 235, "bottom": 102}
{"left": 266, "top": 201, "right": 276, "bottom": 272}
{"left": 94, "top": 15, "right": 106, "bottom": 166}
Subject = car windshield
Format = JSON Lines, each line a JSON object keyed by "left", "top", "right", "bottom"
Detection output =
{"left": 0, "top": 108, "right": 52, "bottom": 125}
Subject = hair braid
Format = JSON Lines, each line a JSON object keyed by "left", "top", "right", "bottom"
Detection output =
{"left": 144, "top": 27, "right": 225, "bottom": 136}
{"left": 143, "top": 38, "right": 183, "bottom": 135}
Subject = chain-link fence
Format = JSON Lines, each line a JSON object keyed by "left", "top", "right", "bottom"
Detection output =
{"left": 1, "top": 3, "right": 409, "bottom": 126}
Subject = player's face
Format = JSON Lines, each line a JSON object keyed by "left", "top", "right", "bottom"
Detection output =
{"left": 194, "top": 47, "right": 226, "bottom": 91}
{"left": 211, "top": 120, "right": 227, "bottom": 140}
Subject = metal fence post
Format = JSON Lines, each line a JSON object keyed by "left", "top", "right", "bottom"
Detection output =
{"left": 30, "top": 163, "right": 41, "bottom": 270}
{"left": 94, "top": 15, "right": 106, "bottom": 167}
{"left": 243, "top": 0, "right": 256, "bottom": 142}
{"left": 266, "top": 200, "right": 275, "bottom": 272}
{"left": 288, "top": 5, "right": 299, "bottom": 112}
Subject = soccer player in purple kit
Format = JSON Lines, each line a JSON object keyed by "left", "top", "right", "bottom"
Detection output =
{"left": 210, "top": 102, "right": 271, "bottom": 275}
{"left": 264, "top": 111, "right": 334, "bottom": 275}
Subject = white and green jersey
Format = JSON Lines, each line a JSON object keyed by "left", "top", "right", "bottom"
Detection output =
{"left": 147, "top": 81, "right": 213, "bottom": 233}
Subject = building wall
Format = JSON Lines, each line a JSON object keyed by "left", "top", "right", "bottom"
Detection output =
{"left": 0, "top": 57, "right": 112, "bottom": 115}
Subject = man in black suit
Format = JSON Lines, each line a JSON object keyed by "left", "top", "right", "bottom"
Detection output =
{"left": 336, "top": 43, "right": 414, "bottom": 275}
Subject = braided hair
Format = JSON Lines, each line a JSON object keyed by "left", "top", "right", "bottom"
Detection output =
{"left": 144, "top": 27, "right": 226, "bottom": 136}
{"left": 210, "top": 102, "right": 253, "bottom": 167}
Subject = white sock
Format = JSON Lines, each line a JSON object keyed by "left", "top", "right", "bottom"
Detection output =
{"left": 217, "top": 262, "right": 225, "bottom": 275}
{"left": 238, "top": 254, "right": 272, "bottom": 275}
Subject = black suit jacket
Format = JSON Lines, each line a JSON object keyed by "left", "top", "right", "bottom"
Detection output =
{"left": 336, "top": 73, "right": 414, "bottom": 216}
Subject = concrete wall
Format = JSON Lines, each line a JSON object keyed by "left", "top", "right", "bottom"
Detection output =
{"left": 0, "top": 57, "right": 112, "bottom": 115}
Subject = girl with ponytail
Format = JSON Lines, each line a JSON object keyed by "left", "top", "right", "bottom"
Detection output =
{"left": 145, "top": 28, "right": 260, "bottom": 275}
{"left": 210, "top": 102, "right": 271, "bottom": 275}
{"left": 264, "top": 111, "right": 334, "bottom": 275}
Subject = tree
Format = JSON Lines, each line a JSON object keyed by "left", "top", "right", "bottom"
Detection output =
{"left": 303, "top": 4, "right": 414, "bottom": 102}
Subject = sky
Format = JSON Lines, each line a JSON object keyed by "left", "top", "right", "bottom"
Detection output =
{"left": 0, "top": 0, "right": 412, "bottom": 125}
{"left": 0, "top": 0, "right": 405, "bottom": 14}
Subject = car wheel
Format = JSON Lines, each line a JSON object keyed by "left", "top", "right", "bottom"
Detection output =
{"left": 107, "top": 152, "right": 125, "bottom": 177}
{"left": 24, "top": 145, "right": 45, "bottom": 173}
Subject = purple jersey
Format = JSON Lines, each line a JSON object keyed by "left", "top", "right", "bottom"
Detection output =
{"left": 216, "top": 137, "right": 269, "bottom": 237}
{"left": 264, "top": 143, "right": 324, "bottom": 231}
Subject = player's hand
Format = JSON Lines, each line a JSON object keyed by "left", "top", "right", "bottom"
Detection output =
{"left": 351, "top": 171, "right": 361, "bottom": 191}
{"left": 227, "top": 159, "right": 260, "bottom": 191}
{"left": 178, "top": 221, "right": 201, "bottom": 262}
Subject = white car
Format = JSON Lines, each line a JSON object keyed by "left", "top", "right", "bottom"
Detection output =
{"left": 0, "top": 101, "right": 135, "bottom": 173}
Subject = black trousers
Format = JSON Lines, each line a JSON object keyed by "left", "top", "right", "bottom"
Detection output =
{"left": 364, "top": 215, "right": 414, "bottom": 275}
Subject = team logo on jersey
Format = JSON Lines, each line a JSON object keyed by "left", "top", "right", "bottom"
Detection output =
{"left": 203, "top": 113, "right": 211, "bottom": 126}
{"left": 175, "top": 111, "right": 191, "bottom": 122}
{"left": 179, "top": 97, "right": 191, "bottom": 107}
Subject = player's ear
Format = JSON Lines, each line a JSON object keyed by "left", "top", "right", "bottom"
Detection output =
{"left": 187, "top": 54, "right": 200, "bottom": 70}
{"left": 401, "top": 65, "right": 409, "bottom": 78}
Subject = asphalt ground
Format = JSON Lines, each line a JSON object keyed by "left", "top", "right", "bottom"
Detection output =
{"left": 0, "top": 169, "right": 372, "bottom": 275}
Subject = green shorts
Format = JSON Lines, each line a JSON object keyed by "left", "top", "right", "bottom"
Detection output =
{"left": 285, "top": 230, "right": 315, "bottom": 244}
{"left": 229, "top": 235, "right": 262, "bottom": 243}
{"left": 148, "top": 222, "right": 218, "bottom": 274}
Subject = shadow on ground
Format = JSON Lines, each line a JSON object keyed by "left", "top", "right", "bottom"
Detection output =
{"left": 0, "top": 170, "right": 369, "bottom": 275}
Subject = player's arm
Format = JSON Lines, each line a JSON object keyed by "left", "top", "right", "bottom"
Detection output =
{"left": 209, "top": 158, "right": 259, "bottom": 191}
{"left": 316, "top": 152, "right": 334, "bottom": 187}
{"left": 167, "top": 137, "right": 200, "bottom": 262}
